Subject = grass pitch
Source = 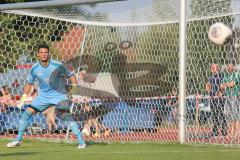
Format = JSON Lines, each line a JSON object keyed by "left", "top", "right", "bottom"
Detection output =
{"left": 1, "top": 139, "right": 240, "bottom": 160}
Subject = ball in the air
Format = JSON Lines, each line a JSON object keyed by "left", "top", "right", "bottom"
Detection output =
{"left": 208, "top": 23, "right": 232, "bottom": 45}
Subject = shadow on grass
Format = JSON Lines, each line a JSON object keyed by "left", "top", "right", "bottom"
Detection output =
{"left": 57, "top": 141, "right": 109, "bottom": 147}
{"left": 86, "top": 141, "right": 109, "bottom": 146}
{"left": 0, "top": 152, "right": 39, "bottom": 157}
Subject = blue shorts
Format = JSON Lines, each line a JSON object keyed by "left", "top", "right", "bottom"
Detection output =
{"left": 30, "top": 94, "right": 70, "bottom": 112}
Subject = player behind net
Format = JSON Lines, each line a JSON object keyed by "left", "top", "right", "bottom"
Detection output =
{"left": 7, "top": 44, "right": 86, "bottom": 149}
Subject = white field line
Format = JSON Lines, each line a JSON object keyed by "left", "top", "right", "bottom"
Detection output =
{"left": 60, "top": 150, "right": 240, "bottom": 154}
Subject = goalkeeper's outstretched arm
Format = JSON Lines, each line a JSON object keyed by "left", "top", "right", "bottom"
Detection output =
{"left": 23, "top": 83, "right": 34, "bottom": 96}
{"left": 16, "top": 84, "right": 33, "bottom": 109}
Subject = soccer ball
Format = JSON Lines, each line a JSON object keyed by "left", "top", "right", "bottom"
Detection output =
{"left": 82, "top": 128, "right": 90, "bottom": 136}
{"left": 208, "top": 23, "right": 232, "bottom": 45}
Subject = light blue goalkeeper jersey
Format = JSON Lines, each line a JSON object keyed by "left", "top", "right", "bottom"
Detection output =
{"left": 28, "top": 59, "right": 74, "bottom": 97}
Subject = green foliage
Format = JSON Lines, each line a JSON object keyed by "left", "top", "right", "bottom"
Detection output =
{"left": 0, "top": 7, "right": 108, "bottom": 73}
{"left": 0, "top": 12, "right": 68, "bottom": 73}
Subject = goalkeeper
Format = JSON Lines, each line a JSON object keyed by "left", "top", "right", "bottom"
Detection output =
{"left": 7, "top": 44, "right": 86, "bottom": 149}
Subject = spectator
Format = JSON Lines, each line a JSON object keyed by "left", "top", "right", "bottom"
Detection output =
{"left": 0, "top": 85, "right": 14, "bottom": 101}
{"left": 0, "top": 85, "right": 14, "bottom": 112}
{"left": 78, "top": 68, "right": 110, "bottom": 137}
{"left": 152, "top": 104, "right": 161, "bottom": 128}
{"left": 43, "top": 106, "right": 56, "bottom": 134}
{"left": 11, "top": 78, "right": 20, "bottom": 95}
{"left": 11, "top": 79, "right": 20, "bottom": 88}
{"left": 0, "top": 90, "right": 3, "bottom": 112}
{"left": 153, "top": 98, "right": 169, "bottom": 127}
{"left": 152, "top": 92, "right": 177, "bottom": 128}
{"left": 167, "top": 88, "right": 178, "bottom": 124}
{"left": 221, "top": 62, "right": 240, "bottom": 140}
{"left": 206, "top": 64, "right": 227, "bottom": 137}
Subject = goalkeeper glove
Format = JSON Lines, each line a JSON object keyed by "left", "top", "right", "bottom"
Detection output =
{"left": 16, "top": 93, "right": 28, "bottom": 109}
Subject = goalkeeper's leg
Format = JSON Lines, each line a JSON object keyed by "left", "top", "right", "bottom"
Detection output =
{"left": 7, "top": 108, "right": 36, "bottom": 148}
{"left": 57, "top": 110, "right": 86, "bottom": 148}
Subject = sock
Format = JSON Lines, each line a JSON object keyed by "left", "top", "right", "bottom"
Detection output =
{"left": 59, "top": 112, "right": 85, "bottom": 145}
{"left": 69, "top": 121, "right": 85, "bottom": 145}
{"left": 17, "top": 110, "right": 32, "bottom": 142}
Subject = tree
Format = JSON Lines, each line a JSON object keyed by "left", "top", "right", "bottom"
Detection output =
{"left": 0, "top": 4, "right": 107, "bottom": 73}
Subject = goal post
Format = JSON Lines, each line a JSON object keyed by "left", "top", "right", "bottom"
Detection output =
{"left": 1, "top": 0, "right": 240, "bottom": 145}
{"left": 179, "top": 0, "right": 187, "bottom": 144}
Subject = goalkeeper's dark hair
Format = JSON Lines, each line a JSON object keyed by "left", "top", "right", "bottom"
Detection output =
{"left": 38, "top": 44, "right": 49, "bottom": 52}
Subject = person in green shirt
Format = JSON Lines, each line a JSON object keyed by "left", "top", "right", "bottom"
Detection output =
{"left": 221, "top": 63, "right": 240, "bottom": 141}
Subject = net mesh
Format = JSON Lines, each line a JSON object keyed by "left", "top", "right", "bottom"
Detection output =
{"left": 0, "top": 0, "right": 240, "bottom": 145}
{"left": 3, "top": 0, "right": 180, "bottom": 25}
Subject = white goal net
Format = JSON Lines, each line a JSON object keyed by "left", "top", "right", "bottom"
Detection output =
{"left": 0, "top": 0, "right": 240, "bottom": 145}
